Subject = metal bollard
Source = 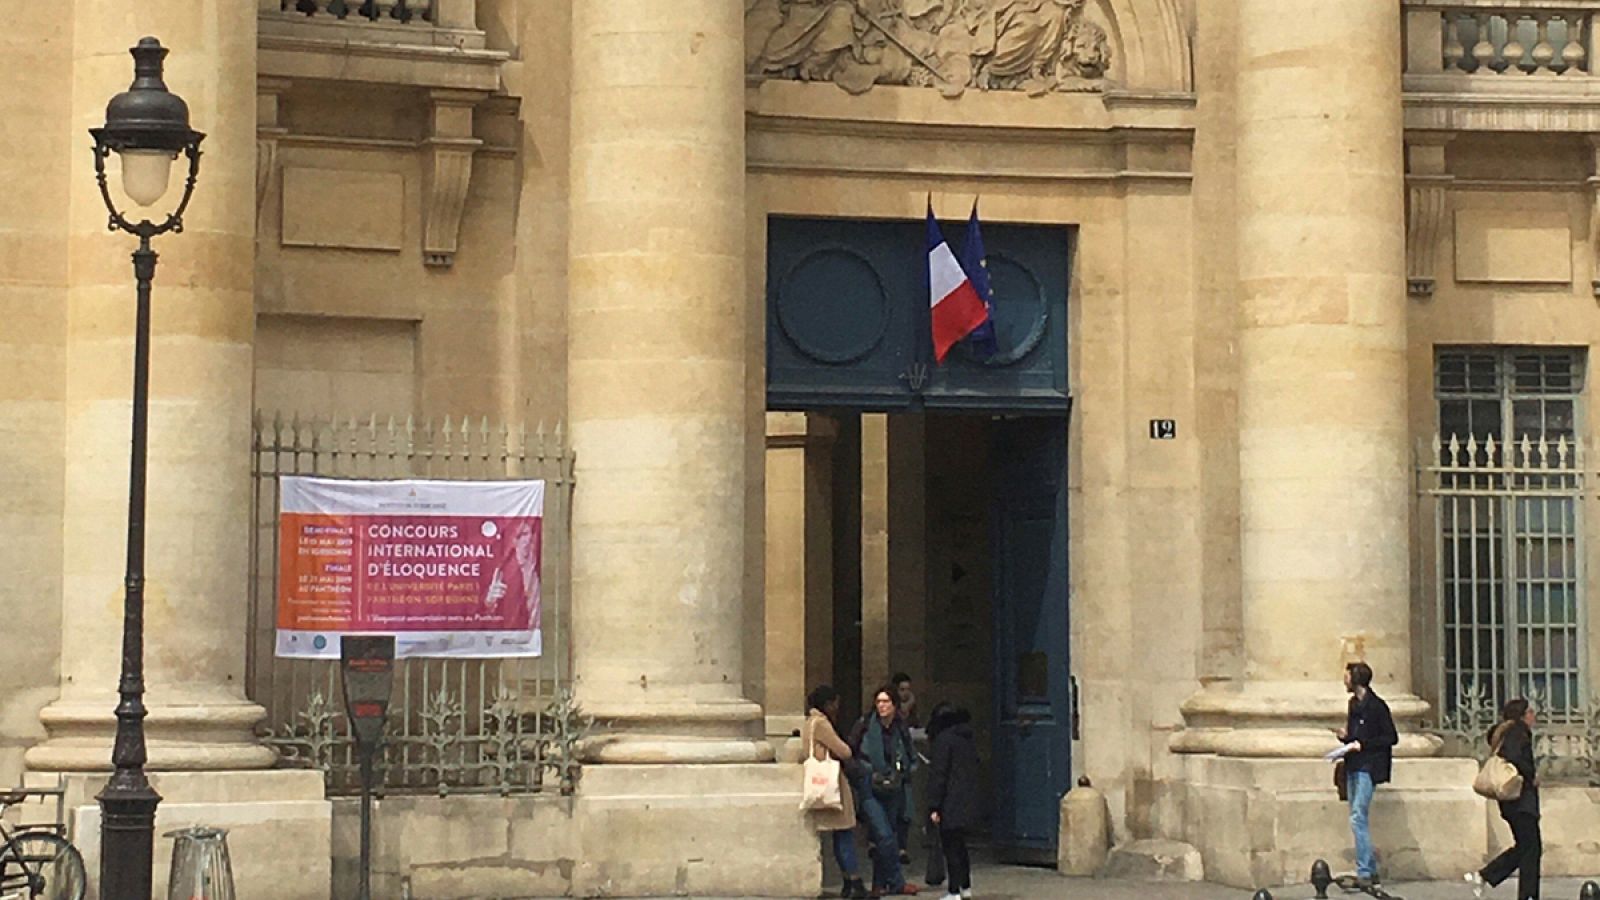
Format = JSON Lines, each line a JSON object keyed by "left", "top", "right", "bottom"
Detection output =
{"left": 1580, "top": 880, "right": 1600, "bottom": 900}
{"left": 1310, "top": 859, "right": 1332, "bottom": 899}
{"left": 166, "top": 826, "right": 236, "bottom": 900}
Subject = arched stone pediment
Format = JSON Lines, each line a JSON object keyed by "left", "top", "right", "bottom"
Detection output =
{"left": 745, "top": 0, "right": 1190, "bottom": 97}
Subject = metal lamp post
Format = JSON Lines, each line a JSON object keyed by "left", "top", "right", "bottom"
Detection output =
{"left": 89, "top": 36, "right": 205, "bottom": 900}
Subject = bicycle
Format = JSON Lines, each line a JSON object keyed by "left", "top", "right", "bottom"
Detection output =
{"left": 0, "top": 790, "right": 85, "bottom": 900}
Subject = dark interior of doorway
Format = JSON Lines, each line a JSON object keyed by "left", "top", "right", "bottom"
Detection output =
{"left": 817, "top": 409, "right": 1071, "bottom": 876}
{"left": 824, "top": 412, "right": 1014, "bottom": 845}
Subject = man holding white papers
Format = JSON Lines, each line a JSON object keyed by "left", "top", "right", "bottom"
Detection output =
{"left": 1331, "top": 661, "right": 1399, "bottom": 890}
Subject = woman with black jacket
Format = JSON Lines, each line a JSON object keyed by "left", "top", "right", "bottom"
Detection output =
{"left": 849, "top": 685, "right": 921, "bottom": 896}
{"left": 926, "top": 703, "right": 980, "bottom": 900}
{"left": 1467, "top": 697, "right": 1541, "bottom": 900}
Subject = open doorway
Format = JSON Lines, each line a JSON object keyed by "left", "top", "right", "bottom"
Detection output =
{"left": 807, "top": 411, "right": 1071, "bottom": 858}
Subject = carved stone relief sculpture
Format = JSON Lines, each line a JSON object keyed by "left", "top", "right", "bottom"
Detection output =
{"left": 746, "top": 0, "right": 1113, "bottom": 96}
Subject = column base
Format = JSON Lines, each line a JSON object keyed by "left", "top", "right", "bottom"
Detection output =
{"left": 571, "top": 763, "right": 818, "bottom": 897}
{"left": 1170, "top": 755, "right": 1484, "bottom": 889}
{"left": 580, "top": 697, "right": 776, "bottom": 764}
{"left": 64, "top": 769, "right": 330, "bottom": 900}
{"left": 25, "top": 695, "right": 275, "bottom": 772}
{"left": 1174, "top": 681, "right": 1442, "bottom": 757}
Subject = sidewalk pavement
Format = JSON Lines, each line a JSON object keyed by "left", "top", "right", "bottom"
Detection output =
{"left": 710, "top": 863, "right": 1600, "bottom": 900}
{"left": 945, "top": 863, "right": 1598, "bottom": 899}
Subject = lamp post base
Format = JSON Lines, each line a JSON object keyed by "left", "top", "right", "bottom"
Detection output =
{"left": 97, "top": 780, "right": 161, "bottom": 900}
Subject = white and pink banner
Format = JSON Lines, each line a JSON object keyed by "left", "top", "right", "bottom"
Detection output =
{"left": 276, "top": 476, "right": 543, "bottom": 659}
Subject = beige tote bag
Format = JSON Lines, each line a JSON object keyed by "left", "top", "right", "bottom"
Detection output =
{"left": 799, "top": 720, "right": 843, "bottom": 811}
{"left": 1472, "top": 733, "right": 1524, "bottom": 802}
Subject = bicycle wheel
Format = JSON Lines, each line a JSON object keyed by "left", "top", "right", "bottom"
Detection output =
{"left": 0, "top": 833, "right": 85, "bottom": 900}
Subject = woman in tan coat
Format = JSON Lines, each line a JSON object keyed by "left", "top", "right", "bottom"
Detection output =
{"left": 806, "top": 685, "right": 866, "bottom": 899}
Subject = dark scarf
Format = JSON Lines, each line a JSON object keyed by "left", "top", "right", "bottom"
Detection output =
{"left": 863, "top": 715, "right": 907, "bottom": 776}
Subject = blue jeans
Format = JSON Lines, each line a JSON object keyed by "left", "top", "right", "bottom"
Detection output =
{"left": 857, "top": 784, "right": 905, "bottom": 890}
{"left": 830, "top": 829, "right": 859, "bottom": 879}
{"left": 1347, "top": 769, "right": 1377, "bottom": 879}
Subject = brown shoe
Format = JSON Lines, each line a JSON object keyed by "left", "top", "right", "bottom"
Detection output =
{"left": 898, "top": 885, "right": 922, "bottom": 896}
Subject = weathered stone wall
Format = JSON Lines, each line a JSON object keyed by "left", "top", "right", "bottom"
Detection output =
{"left": 0, "top": 0, "right": 73, "bottom": 787}
{"left": 1406, "top": 132, "right": 1600, "bottom": 708}
{"left": 329, "top": 767, "right": 816, "bottom": 899}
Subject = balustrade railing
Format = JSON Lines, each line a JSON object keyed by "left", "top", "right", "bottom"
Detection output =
{"left": 1446, "top": 9, "right": 1589, "bottom": 74}
{"left": 1406, "top": 2, "right": 1600, "bottom": 76}
{"left": 261, "top": 0, "right": 478, "bottom": 33}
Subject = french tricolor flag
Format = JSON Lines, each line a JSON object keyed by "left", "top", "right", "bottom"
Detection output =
{"left": 928, "top": 204, "right": 991, "bottom": 364}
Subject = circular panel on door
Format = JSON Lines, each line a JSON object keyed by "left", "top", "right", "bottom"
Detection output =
{"left": 963, "top": 253, "right": 1049, "bottom": 368}
{"left": 775, "top": 246, "right": 890, "bottom": 365}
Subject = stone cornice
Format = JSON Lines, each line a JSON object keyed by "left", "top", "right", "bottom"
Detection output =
{"left": 259, "top": 21, "right": 507, "bottom": 92}
{"left": 748, "top": 80, "right": 1195, "bottom": 135}
{"left": 746, "top": 81, "right": 1195, "bottom": 184}
{"left": 1404, "top": 74, "right": 1600, "bottom": 132}
{"left": 1405, "top": 0, "right": 1600, "bottom": 8}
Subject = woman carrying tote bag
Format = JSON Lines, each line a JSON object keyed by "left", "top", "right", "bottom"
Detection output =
{"left": 806, "top": 686, "right": 867, "bottom": 899}
{"left": 1466, "top": 698, "right": 1542, "bottom": 900}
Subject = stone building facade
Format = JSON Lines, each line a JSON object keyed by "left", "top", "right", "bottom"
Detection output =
{"left": 3, "top": 0, "right": 1600, "bottom": 895}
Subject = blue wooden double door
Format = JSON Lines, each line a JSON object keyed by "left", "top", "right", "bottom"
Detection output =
{"left": 766, "top": 216, "right": 1072, "bottom": 854}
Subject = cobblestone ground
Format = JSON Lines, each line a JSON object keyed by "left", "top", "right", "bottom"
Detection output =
{"left": 733, "top": 837, "right": 1600, "bottom": 900}
{"left": 677, "top": 862, "right": 1600, "bottom": 900}
{"left": 940, "top": 863, "right": 1596, "bottom": 899}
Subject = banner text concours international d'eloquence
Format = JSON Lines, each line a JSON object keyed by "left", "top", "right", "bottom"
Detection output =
{"left": 276, "top": 476, "right": 545, "bottom": 660}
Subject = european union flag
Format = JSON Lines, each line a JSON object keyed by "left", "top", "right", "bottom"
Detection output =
{"left": 960, "top": 200, "right": 999, "bottom": 360}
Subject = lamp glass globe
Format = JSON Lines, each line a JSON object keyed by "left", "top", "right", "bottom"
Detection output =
{"left": 119, "top": 149, "right": 177, "bottom": 208}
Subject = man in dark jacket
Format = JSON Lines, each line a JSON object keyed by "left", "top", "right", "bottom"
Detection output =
{"left": 1336, "top": 661, "right": 1398, "bottom": 889}
{"left": 926, "top": 704, "right": 980, "bottom": 900}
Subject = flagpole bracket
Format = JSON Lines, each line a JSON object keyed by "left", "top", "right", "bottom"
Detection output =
{"left": 899, "top": 363, "right": 931, "bottom": 393}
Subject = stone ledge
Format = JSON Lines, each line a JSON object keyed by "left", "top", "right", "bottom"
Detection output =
{"left": 1103, "top": 839, "right": 1204, "bottom": 881}
{"left": 1174, "top": 755, "right": 1486, "bottom": 889}
{"left": 1488, "top": 784, "right": 1600, "bottom": 877}
{"left": 329, "top": 765, "right": 818, "bottom": 898}
{"left": 64, "top": 770, "right": 331, "bottom": 900}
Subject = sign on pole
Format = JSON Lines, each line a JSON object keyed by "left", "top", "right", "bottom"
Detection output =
{"left": 276, "top": 476, "right": 544, "bottom": 659}
{"left": 340, "top": 634, "right": 394, "bottom": 900}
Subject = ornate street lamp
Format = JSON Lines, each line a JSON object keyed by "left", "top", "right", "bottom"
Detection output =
{"left": 89, "top": 36, "right": 204, "bottom": 900}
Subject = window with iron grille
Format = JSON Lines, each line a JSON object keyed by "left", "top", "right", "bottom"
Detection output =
{"left": 1434, "top": 348, "right": 1587, "bottom": 722}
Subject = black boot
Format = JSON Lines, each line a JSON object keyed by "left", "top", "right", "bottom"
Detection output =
{"left": 839, "top": 877, "right": 868, "bottom": 899}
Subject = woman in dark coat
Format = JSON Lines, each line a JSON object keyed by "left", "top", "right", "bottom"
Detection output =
{"left": 1468, "top": 697, "right": 1541, "bottom": 900}
{"left": 849, "top": 685, "right": 921, "bottom": 896}
{"left": 926, "top": 703, "right": 980, "bottom": 900}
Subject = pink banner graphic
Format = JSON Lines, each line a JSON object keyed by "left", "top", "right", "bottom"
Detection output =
{"left": 276, "top": 476, "right": 543, "bottom": 659}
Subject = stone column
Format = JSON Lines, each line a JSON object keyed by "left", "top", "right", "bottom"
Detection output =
{"left": 568, "top": 0, "right": 767, "bottom": 762}
{"left": 1177, "top": 0, "right": 1433, "bottom": 756}
{"left": 27, "top": 0, "right": 272, "bottom": 772}
{"left": 887, "top": 415, "right": 927, "bottom": 682}
{"left": 861, "top": 414, "right": 890, "bottom": 690}
{"left": 763, "top": 412, "right": 837, "bottom": 745}
{"left": 764, "top": 413, "right": 809, "bottom": 742}
{"left": 0, "top": 4, "right": 73, "bottom": 786}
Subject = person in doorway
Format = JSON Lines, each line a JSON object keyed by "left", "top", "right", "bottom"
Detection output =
{"left": 1466, "top": 697, "right": 1542, "bottom": 900}
{"left": 806, "top": 685, "right": 868, "bottom": 899}
{"left": 893, "top": 672, "right": 921, "bottom": 729}
{"left": 890, "top": 672, "right": 921, "bottom": 867}
{"left": 851, "top": 685, "right": 921, "bottom": 896}
{"left": 926, "top": 701, "right": 979, "bottom": 900}
{"left": 1331, "top": 661, "right": 1398, "bottom": 890}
